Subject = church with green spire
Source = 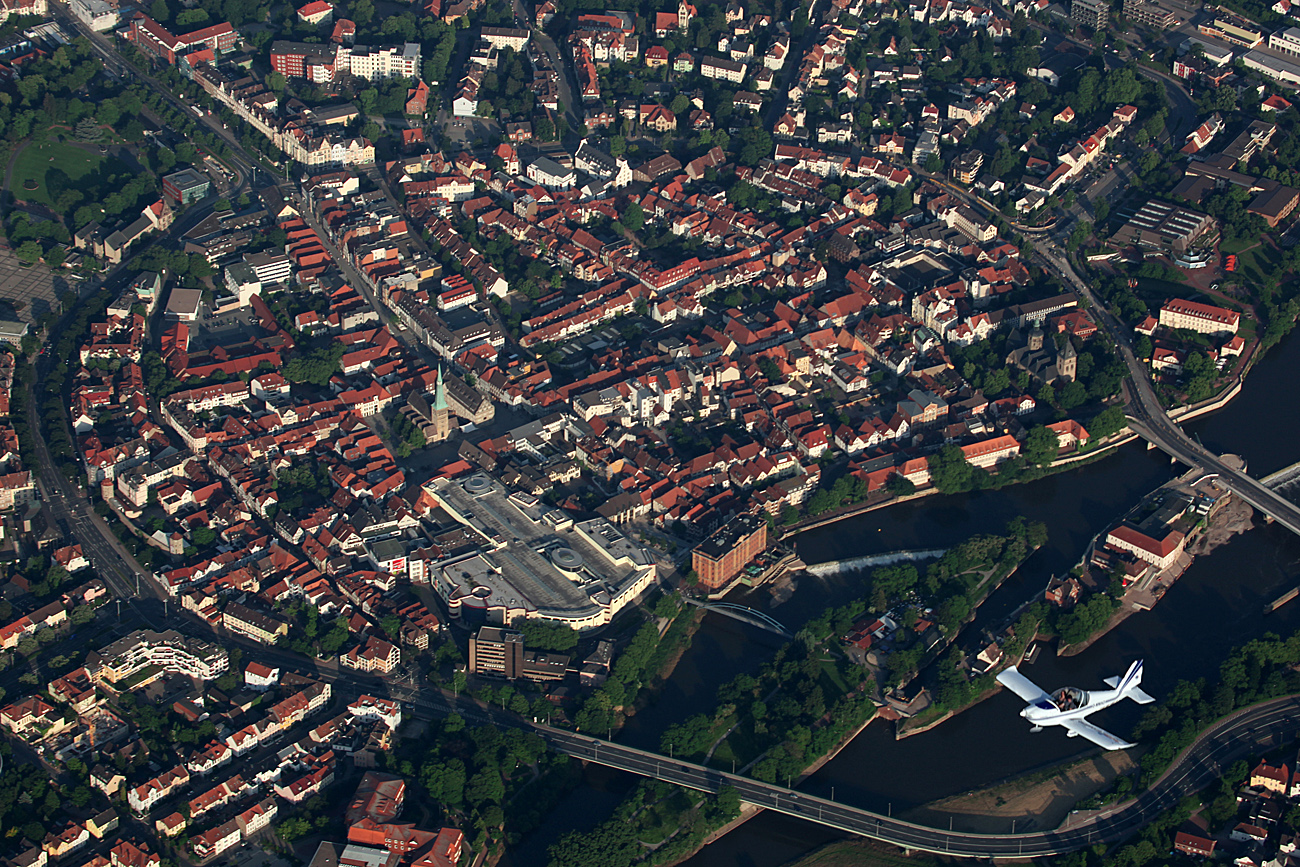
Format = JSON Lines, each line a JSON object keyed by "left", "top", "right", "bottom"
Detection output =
{"left": 429, "top": 365, "right": 452, "bottom": 442}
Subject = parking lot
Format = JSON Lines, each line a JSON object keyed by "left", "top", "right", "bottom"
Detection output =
{"left": 192, "top": 305, "right": 259, "bottom": 349}
{"left": 0, "top": 244, "right": 68, "bottom": 325}
{"left": 438, "top": 109, "right": 501, "bottom": 150}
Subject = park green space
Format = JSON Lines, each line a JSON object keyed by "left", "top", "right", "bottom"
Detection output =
{"left": 11, "top": 141, "right": 117, "bottom": 208}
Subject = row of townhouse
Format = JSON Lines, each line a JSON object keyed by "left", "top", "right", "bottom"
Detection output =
{"left": 1030, "top": 104, "right": 1138, "bottom": 197}
{"left": 191, "top": 63, "right": 374, "bottom": 168}
{"left": 129, "top": 765, "right": 190, "bottom": 814}
{"left": 0, "top": 598, "right": 70, "bottom": 649}
{"left": 190, "top": 797, "right": 279, "bottom": 859}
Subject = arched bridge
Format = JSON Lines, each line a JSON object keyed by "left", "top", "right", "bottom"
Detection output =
{"left": 682, "top": 598, "right": 793, "bottom": 638}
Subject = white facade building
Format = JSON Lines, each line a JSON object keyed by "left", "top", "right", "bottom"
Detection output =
{"left": 340, "top": 43, "right": 421, "bottom": 81}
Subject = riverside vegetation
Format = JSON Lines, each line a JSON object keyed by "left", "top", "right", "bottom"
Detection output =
{"left": 543, "top": 522, "right": 1048, "bottom": 866}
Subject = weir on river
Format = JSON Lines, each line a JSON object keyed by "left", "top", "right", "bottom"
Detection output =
{"left": 804, "top": 548, "right": 947, "bottom": 577}
{"left": 1262, "top": 459, "right": 1300, "bottom": 491}
{"left": 501, "top": 335, "right": 1300, "bottom": 867}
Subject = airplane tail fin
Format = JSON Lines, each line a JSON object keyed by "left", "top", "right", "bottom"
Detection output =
{"left": 1120, "top": 660, "right": 1155, "bottom": 705}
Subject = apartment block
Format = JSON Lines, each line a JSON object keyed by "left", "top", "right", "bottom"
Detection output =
{"left": 691, "top": 514, "right": 768, "bottom": 590}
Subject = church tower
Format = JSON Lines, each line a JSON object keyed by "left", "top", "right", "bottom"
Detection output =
{"left": 1057, "top": 338, "right": 1077, "bottom": 383}
{"left": 430, "top": 366, "right": 452, "bottom": 442}
{"left": 1027, "top": 326, "right": 1044, "bottom": 352}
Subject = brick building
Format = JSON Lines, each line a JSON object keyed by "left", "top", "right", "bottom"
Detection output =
{"left": 126, "top": 14, "right": 238, "bottom": 65}
{"left": 691, "top": 514, "right": 767, "bottom": 589}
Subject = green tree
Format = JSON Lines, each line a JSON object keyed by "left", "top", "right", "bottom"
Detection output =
{"left": 1023, "top": 426, "right": 1060, "bottom": 466}
{"left": 623, "top": 201, "right": 645, "bottom": 232}
{"left": 927, "top": 444, "right": 973, "bottom": 493}
{"left": 1088, "top": 405, "right": 1127, "bottom": 440}
{"left": 175, "top": 7, "right": 209, "bottom": 25}
{"left": 1094, "top": 198, "right": 1110, "bottom": 224}
{"left": 518, "top": 621, "right": 579, "bottom": 653}
{"left": 319, "top": 618, "right": 349, "bottom": 655}
{"left": 14, "top": 241, "right": 41, "bottom": 265}
{"left": 465, "top": 768, "right": 504, "bottom": 805}
{"left": 380, "top": 614, "right": 401, "bottom": 639}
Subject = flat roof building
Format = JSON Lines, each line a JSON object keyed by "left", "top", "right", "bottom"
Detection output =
{"left": 1198, "top": 16, "right": 1263, "bottom": 48}
{"left": 1122, "top": 0, "right": 1178, "bottom": 28}
{"left": 468, "top": 626, "right": 571, "bottom": 681}
{"left": 1242, "top": 49, "right": 1300, "bottom": 85}
{"left": 1071, "top": 0, "right": 1108, "bottom": 28}
{"left": 468, "top": 626, "right": 524, "bottom": 678}
{"left": 162, "top": 168, "right": 211, "bottom": 206}
{"left": 424, "top": 475, "right": 656, "bottom": 630}
{"left": 1111, "top": 199, "right": 1218, "bottom": 254}
{"left": 87, "top": 629, "right": 229, "bottom": 686}
{"left": 0, "top": 320, "right": 28, "bottom": 346}
{"left": 692, "top": 514, "right": 768, "bottom": 590}
{"left": 166, "top": 287, "right": 203, "bottom": 321}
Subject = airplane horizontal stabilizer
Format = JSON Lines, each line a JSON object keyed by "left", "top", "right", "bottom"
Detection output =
{"left": 1126, "top": 686, "right": 1156, "bottom": 704}
{"left": 1103, "top": 676, "right": 1120, "bottom": 688}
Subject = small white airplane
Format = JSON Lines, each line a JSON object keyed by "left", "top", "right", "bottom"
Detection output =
{"left": 996, "top": 659, "right": 1155, "bottom": 750}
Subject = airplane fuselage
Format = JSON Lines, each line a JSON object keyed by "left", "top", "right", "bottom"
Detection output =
{"left": 1020, "top": 687, "right": 1126, "bottom": 726}
{"left": 999, "top": 660, "right": 1151, "bottom": 750}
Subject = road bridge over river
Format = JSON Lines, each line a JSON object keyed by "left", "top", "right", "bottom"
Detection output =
{"left": 1032, "top": 247, "right": 1300, "bottom": 539}
{"left": 533, "top": 696, "right": 1300, "bottom": 858}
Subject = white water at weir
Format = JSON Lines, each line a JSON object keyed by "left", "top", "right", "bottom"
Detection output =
{"left": 1265, "top": 460, "right": 1300, "bottom": 492}
{"left": 805, "top": 549, "right": 947, "bottom": 577}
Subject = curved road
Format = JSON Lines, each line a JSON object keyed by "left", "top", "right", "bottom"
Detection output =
{"left": 52, "top": 0, "right": 259, "bottom": 190}
{"left": 531, "top": 695, "right": 1300, "bottom": 858}
{"left": 1035, "top": 244, "right": 1300, "bottom": 536}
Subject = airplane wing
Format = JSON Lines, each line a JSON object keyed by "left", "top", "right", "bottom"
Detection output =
{"left": 996, "top": 666, "right": 1050, "bottom": 704}
{"left": 1061, "top": 717, "right": 1135, "bottom": 750}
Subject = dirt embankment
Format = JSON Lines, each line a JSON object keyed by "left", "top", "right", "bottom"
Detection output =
{"left": 1187, "top": 496, "right": 1255, "bottom": 556}
{"left": 902, "top": 751, "right": 1137, "bottom": 834}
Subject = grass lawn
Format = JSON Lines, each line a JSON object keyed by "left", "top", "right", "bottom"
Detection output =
{"left": 1219, "top": 237, "right": 1257, "bottom": 255}
{"left": 11, "top": 141, "right": 109, "bottom": 208}
{"left": 1133, "top": 277, "right": 1192, "bottom": 303}
{"left": 817, "top": 656, "right": 852, "bottom": 697}
{"left": 712, "top": 720, "right": 765, "bottom": 768}
{"left": 1237, "top": 243, "right": 1284, "bottom": 286}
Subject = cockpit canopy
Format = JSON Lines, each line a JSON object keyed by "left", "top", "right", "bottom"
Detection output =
{"left": 1052, "top": 686, "right": 1085, "bottom": 711}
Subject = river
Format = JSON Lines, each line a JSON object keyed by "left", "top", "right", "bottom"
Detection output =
{"left": 507, "top": 332, "right": 1300, "bottom": 867}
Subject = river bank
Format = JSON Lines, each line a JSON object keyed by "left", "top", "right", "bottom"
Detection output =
{"left": 658, "top": 336, "right": 1300, "bottom": 867}
{"left": 621, "top": 608, "right": 707, "bottom": 723}
{"left": 774, "top": 840, "right": 940, "bottom": 867}
{"left": 1057, "top": 476, "right": 1257, "bottom": 658}
{"left": 780, "top": 361, "right": 1247, "bottom": 548}
{"left": 894, "top": 682, "right": 1001, "bottom": 739}
{"left": 902, "top": 751, "right": 1137, "bottom": 834}
{"left": 780, "top": 441, "right": 1127, "bottom": 541}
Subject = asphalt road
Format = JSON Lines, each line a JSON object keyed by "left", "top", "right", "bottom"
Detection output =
{"left": 527, "top": 696, "right": 1300, "bottom": 859}
{"left": 1033, "top": 245, "right": 1300, "bottom": 537}
{"left": 52, "top": 0, "right": 258, "bottom": 191}
{"left": 511, "top": 0, "right": 581, "bottom": 145}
